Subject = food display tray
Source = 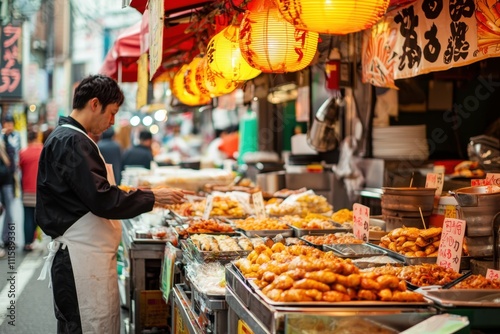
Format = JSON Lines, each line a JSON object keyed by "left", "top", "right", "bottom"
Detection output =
{"left": 290, "top": 225, "right": 352, "bottom": 237}
{"left": 248, "top": 280, "right": 432, "bottom": 308}
{"left": 324, "top": 243, "right": 387, "bottom": 259}
{"left": 237, "top": 228, "right": 293, "bottom": 238}
{"left": 186, "top": 238, "right": 250, "bottom": 263}
{"left": 422, "top": 289, "right": 500, "bottom": 308}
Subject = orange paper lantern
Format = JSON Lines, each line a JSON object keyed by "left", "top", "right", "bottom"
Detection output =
{"left": 239, "top": 0, "right": 319, "bottom": 73}
{"left": 273, "top": 0, "right": 390, "bottom": 35}
{"left": 206, "top": 24, "right": 261, "bottom": 82}
{"left": 172, "top": 64, "right": 211, "bottom": 106}
{"left": 196, "top": 56, "right": 242, "bottom": 97}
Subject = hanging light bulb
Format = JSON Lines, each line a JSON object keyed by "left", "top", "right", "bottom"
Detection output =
{"left": 239, "top": 0, "right": 319, "bottom": 73}
{"left": 273, "top": 0, "right": 390, "bottom": 35}
{"left": 206, "top": 24, "right": 261, "bottom": 82}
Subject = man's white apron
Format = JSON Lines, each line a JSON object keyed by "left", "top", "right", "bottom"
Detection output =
{"left": 39, "top": 124, "right": 122, "bottom": 334}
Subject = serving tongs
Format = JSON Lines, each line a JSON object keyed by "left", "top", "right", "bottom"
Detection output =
{"left": 409, "top": 271, "right": 473, "bottom": 292}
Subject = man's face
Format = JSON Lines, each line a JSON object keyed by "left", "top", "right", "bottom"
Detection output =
{"left": 3, "top": 121, "right": 14, "bottom": 134}
{"left": 90, "top": 102, "right": 120, "bottom": 136}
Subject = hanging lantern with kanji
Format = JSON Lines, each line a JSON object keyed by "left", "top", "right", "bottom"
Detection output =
{"left": 273, "top": 0, "right": 390, "bottom": 35}
{"left": 206, "top": 24, "right": 261, "bottom": 82}
{"left": 196, "top": 55, "right": 242, "bottom": 97}
{"left": 238, "top": 0, "right": 319, "bottom": 73}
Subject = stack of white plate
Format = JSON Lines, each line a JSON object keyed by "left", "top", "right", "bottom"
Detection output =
{"left": 372, "top": 125, "right": 429, "bottom": 160}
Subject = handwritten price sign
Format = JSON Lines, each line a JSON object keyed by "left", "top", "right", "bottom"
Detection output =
{"left": 485, "top": 173, "right": 500, "bottom": 186}
{"left": 471, "top": 179, "right": 488, "bottom": 186}
{"left": 486, "top": 269, "right": 500, "bottom": 281}
{"left": 353, "top": 203, "right": 370, "bottom": 242}
{"left": 426, "top": 172, "right": 444, "bottom": 197}
{"left": 202, "top": 195, "right": 214, "bottom": 220}
{"left": 437, "top": 218, "right": 466, "bottom": 272}
{"left": 252, "top": 192, "right": 267, "bottom": 219}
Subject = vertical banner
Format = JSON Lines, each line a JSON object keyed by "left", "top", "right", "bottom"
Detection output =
{"left": 0, "top": 23, "right": 22, "bottom": 99}
{"left": 362, "top": 0, "right": 500, "bottom": 88}
{"left": 136, "top": 53, "right": 148, "bottom": 110}
{"left": 148, "top": 0, "right": 164, "bottom": 79}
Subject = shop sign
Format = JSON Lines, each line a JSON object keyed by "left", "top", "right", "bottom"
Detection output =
{"left": 148, "top": 0, "right": 164, "bottom": 78}
{"left": 353, "top": 203, "right": 370, "bottom": 242}
{"left": 362, "top": 0, "right": 500, "bottom": 88}
{"left": 437, "top": 218, "right": 466, "bottom": 272}
{"left": 0, "top": 23, "right": 22, "bottom": 99}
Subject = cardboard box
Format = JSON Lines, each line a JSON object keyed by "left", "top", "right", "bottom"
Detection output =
{"left": 139, "top": 290, "right": 169, "bottom": 328}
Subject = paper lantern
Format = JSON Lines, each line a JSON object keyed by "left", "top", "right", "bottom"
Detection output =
{"left": 196, "top": 56, "right": 242, "bottom": 97}
{"left": 273, "top": 0, "right": 390, "bottom": 35}
{"left": 172, "top": 64, "right": 211, "bottom": 106}
{"left": 239, "top": 0, "right": 319, "bottom": 73}
{"left": 206, "top": 24, "right": 261, "bottom": 82}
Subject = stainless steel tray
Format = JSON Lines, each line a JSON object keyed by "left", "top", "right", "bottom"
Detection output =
{"left": 290, "top": 225, "right": 352, "bottom": 237}
{"left": 249, "top": 280, "right": 432, "bottom": 308}
{"left": 237, "top": 228, "right": 293, "bottom": 238}
{"left": 186, "top": 238, "right": 250, "bottom": 263}
{"left": 422, "top": 289, "right": 500, "bottom": 308}
{"left": 324, "top": 243, "right": 387, "bottom": 259}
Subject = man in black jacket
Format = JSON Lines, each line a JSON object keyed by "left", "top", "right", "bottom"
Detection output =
{"left": 121, "top": 129, "right": 154, "bottom": 170}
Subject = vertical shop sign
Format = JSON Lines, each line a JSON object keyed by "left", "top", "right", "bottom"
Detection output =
{"left": 0, "top": 23, "right": 22, "bottom": 99}
{"left": 148, "top": 0, "right": 164, "bottom": 78}
{"left": 362, "top": 0, "right": 500, "bottom": 88}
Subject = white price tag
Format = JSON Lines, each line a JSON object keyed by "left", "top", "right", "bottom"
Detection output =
{"left": 437, "top": 218, "right": 466, "bottom": 273}
{"left": 425, "top": 172, "right": 444, "bottom": 197}
{"left": 202, "top": 195, "right": 214, "bottom": 220}
{"left": 353, "top": 203, "right": 370, "bottom": 242}
{"left": 252, "top": 192, "right": 266, "bottom": 219}
{"left": 486, "top": 268, "right": 500, "bottom": 281}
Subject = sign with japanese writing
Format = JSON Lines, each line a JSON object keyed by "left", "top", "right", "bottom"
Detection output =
{"left": 437, "top": 218, "right": 466, "bottom": 272}
{"left": 486, "top": 268, "right": 500, "bottom": 281}
{"left": 0, "top": 23, "right": 22, "bottom": 99}
{"left": 203, "top": 195, "right": 214, "bottom": 220}
{"left": 362, "top": 0, "right": 500, "bottom": 88}
{"left": 485, "top": 173, "right": 500, "bottom": 186}
{"left": 426, "top": 172, "right": 444, "bottom": 197}
{"left": 353, "top": 203, "right": 370, "bottom": 242}
{"left": 252, "top": 192, "right": 267, "bottom": 219}
{"left": 148, "top": 0, "right": 163, "bottom": 79}
{"left": 471, "top": 178, "right": 488, "bottom": 186}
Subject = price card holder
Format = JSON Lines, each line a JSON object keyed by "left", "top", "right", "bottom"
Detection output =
{"left": 486, "top": 268, "right": 500, "bottom": 281}
{"left": 203, "top": 195, "right": 214, "bottom": 220}
{"left": 437, "top": 218, "right": 466, "bottom": 273}
{"left": 485, "top": 173, "right": 500, "bottom": 186}
{"left": 252, "top": 192, "right": 267, "bottom": 219}
{"left": 353, "top": 203, "right": 370, "bottom": 242}
{"left": 426, "top": 172, "right": 444, "bottom": 197}
{"left": 160, "top": 242, "right": 177, "bottom": 301}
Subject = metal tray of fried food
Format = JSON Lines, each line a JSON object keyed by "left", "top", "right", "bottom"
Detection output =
{"left": 422, "top": 289, "right": 500, "bottom": 308}
{"left": 290, "top": 225, "right": 352, "bottom": 237}
{"left": 186, "top": 238, "right": 250, "bottom": 263}
{"left": 248, "top": 280, "right": 431, "bottom": 307}
{"left": 237, "top": 228, "right": 293, "bottom": 238}
{"left": 324, "top": 243, "right": 387, "bottom": 259}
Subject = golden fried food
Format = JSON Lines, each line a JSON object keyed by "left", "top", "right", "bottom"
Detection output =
{"left": 304, "top": 270, "right": 338, "bottom": 284}
{"left": 360, "top": 278, "right": 381, "bottom": 290}
{"left": 234, "top": 217, "right": 289, "bottom": 230}
{"left": 376, "top": 275, "right": 400, "bottom": 289}
{"left": 282, "top": 289, "right": 315, "bottom": 302}
{"left": 419, "top": 227, "right": 442, "bottom": 239}
{"left": 378, "top": 288, "right": 393, "bottom": 301}
{"left": 452, "top": 275, "right": 500, "bottom": 289}
{"left": 346, "top": 274, "right": 361, "bottom": 288}
{"left": 357, "top": 289, "right": 378, "bottom": 300}
{"left": 293, "top": 278, "right": 330, "bottom": 292}
{"left": 266, "top": 289, "right": 283, "bottom": 301}
{"left": 322, "top": 290, "right": 351, "bottom": 302}
{"left": 331, "top": 208, "right": 353, "bottom": 223}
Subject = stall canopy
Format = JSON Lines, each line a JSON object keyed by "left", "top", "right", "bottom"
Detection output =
{"left": 129, "top": 0, "right": 213, "bottom": 15}
{"left": 100, "top": 21, "right": 142, "bottom": 82}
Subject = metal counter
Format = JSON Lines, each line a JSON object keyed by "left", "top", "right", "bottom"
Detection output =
{"left": 121, "top": 219, "right": 167, "bottom": 334}
{"left": 225, "top": 264, "right": 436, "bottom": 333}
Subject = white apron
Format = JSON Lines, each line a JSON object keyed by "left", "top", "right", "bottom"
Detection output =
{"left": 39, "top": 124, "right": 122, "bottom": 334}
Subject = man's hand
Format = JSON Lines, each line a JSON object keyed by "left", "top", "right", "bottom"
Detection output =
{"left": 152, "top": 187, "right": 194, "bottom": 206}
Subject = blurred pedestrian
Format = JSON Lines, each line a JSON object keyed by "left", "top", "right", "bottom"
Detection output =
{"left": 98, "top": 127, "right": 122, "bottom": 184}
{"left": 121, "top": 129, "right": 154, "bottom": 170}
{"left": 0, "top": 116, "right": 17, "bottom": 249}
{"left": 19, "top": 129, "right": 43, "bottom": 251}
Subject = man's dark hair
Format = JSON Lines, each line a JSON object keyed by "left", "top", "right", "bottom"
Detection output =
{"left": 139, "top": 130, "right": 153, "bottom": 141}
{"left": 73, "top": 74, "right": 125, "bottom": 111}
{"left": 27, "top": 130, "right": 38, "bottom": 142}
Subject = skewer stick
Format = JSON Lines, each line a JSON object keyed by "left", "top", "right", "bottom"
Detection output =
{"left": 419, "top": 207, "right": 427, "bottom": 229}
{"left": 409, "top": 172, "right": 414, "bottom": 188}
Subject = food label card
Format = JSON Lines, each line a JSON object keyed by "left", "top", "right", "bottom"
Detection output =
{"left": 437, "top": 218, "right": 466, "bottom": 272}
{"left": 485, "top": 173, "right": 500, "bottom": 186}
{"left": 353, "top": 203, "right": 370, "bottom": 242}
{"left": 426, "top": 172, "right": 444, "bottom": 197}
{"left": 252, "top": 192, "right": 267, "bottom": 219}
{"left": 202, "top": 195, "right": 214, "bottom": 220}
{"left": 486, "top": 268, "right": 500, "bottom": 281}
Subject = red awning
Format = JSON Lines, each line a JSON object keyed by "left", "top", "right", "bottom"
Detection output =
{"left": 129, "top": 0, "right": 213, "bottom": 15}
{"left": 100, "top": 21, "right": 142, "bottom": 82}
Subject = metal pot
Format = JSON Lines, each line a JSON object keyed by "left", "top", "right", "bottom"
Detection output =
{"left": 307, "top": 94, "right": 343, "bottom": 152}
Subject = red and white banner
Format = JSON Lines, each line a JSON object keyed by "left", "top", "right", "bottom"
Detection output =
{"left": 362, "top": 0, "right": 500, "bottom": 88}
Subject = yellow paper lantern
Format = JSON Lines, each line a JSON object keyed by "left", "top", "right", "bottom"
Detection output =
{"left": 206, "top": 24, "right": 262, "bottom": 82}
{"left": 239, "top": 0, "right": 319, "bottom": 73}
{"left": 273, "top": 0, "right": 390, "bottom": 35}
{"left": 172, "top": 64, "right": 211, "bottom": 106}
{"left": 196, "top": 56, "right": 242, "bottom": 97}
